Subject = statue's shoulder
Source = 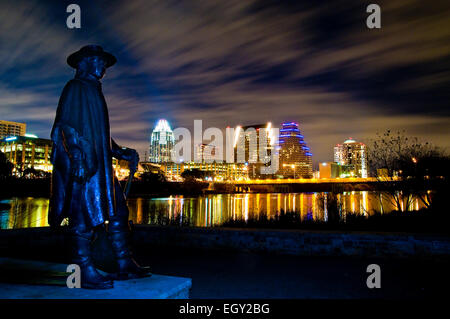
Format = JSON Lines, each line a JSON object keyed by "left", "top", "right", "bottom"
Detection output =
{"left": 58, "top": 79, "right": 89, "bottom": 104}
{"left": 62, "top": 78, "right": 83, "bottom": 91}
{"left": 61, "top": 78, "right": 94, "bottom": 96}
{"left": 68, "top": 77, "right": 100, "bottom": 88}
{"left": 67, "top": 78, "right": 85, "bottom": 87}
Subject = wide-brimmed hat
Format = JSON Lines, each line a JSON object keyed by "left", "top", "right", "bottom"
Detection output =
{"left": 67, "top": 45, "right": 117, "bottom": 69}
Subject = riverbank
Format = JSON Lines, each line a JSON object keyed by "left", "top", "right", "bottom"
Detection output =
{"left": 220, "top": 209, "right": 450, "bottom": 235}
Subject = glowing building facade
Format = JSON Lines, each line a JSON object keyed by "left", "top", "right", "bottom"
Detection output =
{"left": 319, "top": 162, "right": 355, "bottom": 179}
{"left": 233, "top": 122, "right": 275, "bottom": 179}
{"left": 149, "top": 119, "right": 175, "bottom": 163}
{"left": 278, "top": 121, "right": 313, "bottom": 178}
{"left": 195, "top": 143, "right": 218, "bottom": 163}
{"left": 334, "top": 138, "right": 368, "bottom": 178}
{"left": 0, "top": 120, "right": 26, "bottom": 139}
{"left": 0, "top": 134, "right": 52, "bottom": 175}
{"left": 158, "top": 162, "right": 248, "bottom": 181}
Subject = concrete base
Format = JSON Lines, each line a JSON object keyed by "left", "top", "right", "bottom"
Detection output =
{"left": 0, "top": 258, "right": 192, "bottom": 299}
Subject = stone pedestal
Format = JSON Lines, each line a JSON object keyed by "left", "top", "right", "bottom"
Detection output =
{"left": 0, "top": 257, "right": 191, "bottom": 299}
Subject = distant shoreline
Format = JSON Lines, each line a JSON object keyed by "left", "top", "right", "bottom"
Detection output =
{"left": 0, "top": 177, "right": 405, "bottom": 198}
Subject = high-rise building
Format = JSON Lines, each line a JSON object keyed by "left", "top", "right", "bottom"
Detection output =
{"left": 195, "top": 143, "right": 218, "bottom": 163}
{"left": 334, "top": 138, "right": 368, "bottom": 178}
{"left": 233, "top": 122, "right": 275, "bottom": 179}
{"left": 0, "top": 120, "right": 26, "bottom": 139}
{"left": 0, "top": 134, "right": 52, "bottom": 175}
{"left": 278, "top": 121, "right": 313, "bottom": 178}
{"left": 149, "top": 119, "right": 175, "bottom": 163}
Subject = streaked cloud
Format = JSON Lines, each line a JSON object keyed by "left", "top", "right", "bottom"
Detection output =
{"left": 0, "top": 0, "right": 449, "bottom": 164}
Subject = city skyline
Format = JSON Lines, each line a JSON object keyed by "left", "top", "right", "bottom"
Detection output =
{"left": 1, "top": 0, "right": 449, "bottom": 166}
{"left": 0, "top": 117, "right": 442, "bottom": 170}
{"left": 1, "top": 118, "right": 366, "bottom": 175}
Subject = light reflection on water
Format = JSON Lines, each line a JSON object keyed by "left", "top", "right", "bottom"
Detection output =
{"left": 0, "top": 192, "right": 424, "bottom": 229}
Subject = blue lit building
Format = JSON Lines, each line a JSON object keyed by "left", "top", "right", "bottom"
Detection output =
{"left": 278, "top": 121, "right": 313, "bottom": 178}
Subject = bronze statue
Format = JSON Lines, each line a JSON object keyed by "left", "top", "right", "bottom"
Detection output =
{"left": 49, "top": 45, "right": 151, "bottom": 289}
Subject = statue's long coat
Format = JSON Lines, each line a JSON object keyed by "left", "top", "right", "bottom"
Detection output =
{"left": 49, "top": 75, "right": 125, "bottom": 227}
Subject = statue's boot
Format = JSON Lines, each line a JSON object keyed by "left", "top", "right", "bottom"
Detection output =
{"left": 108, "top": 220, "right": 151, "bottom": 280}
{"left": 70, "top": 229, "right": 114, "bottom": 289}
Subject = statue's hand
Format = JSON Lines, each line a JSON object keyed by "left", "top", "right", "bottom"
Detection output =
{"left": 122, "top": 148, "right": 140, "bottom": 171}
{"left": 71, "top": 153, "right": 88, "bottom": 184}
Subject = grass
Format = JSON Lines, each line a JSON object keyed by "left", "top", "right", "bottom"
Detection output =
{"left": 139, "top": 206, "right": 449, "bottom": 235}
{"left": 220, "top": 208, "right": 450, "bottom": 234}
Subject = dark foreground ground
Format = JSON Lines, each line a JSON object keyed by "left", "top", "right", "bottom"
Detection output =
{"left": 2, "top": 243, "right": 449, "bottom": 299}
{"left": 135, "top": 247, "right": 449, "bottom": 299}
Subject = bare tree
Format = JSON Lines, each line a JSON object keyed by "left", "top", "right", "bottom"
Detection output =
{"left": 366, "top": 130, "right": 448, "bottom": 212}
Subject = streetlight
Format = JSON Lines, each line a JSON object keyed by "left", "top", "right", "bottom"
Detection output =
{"left": 283, "top": 163, "right": 297, "bottom": 179}
{"left": 411, "top": 157, "right": 418, "bottom": 179}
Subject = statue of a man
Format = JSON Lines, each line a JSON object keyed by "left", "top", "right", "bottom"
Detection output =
{"left": 49, "top": 45, "right": 150, "bottom": 289}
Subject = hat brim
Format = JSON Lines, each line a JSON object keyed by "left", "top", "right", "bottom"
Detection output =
{"left": 67, "top": 50, "right": 117, "bottom": 69}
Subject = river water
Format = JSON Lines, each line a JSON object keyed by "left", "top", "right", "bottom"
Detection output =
{"left": 0, "top": 191, "right": 424, "bottom": 229}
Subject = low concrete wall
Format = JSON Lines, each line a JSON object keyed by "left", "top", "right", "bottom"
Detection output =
{"left": 1, "top": 226, "right": 449, "bottom": 258}
{"left": 132, "top": 226, "right": 450, "bottom": 258}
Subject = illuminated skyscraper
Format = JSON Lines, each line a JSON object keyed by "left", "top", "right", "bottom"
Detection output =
{"left": 334, "top": 138, "right": 368, "bottom": 178}
{"left": 233, "top": 122, "right": 275, "bottom": 179}
{"left": 278, "top": 121, "right": 313, "bottom": 178}
{"left": 149, "top": 119, "right": 175, "bottom": 163}
{"left": 195, "top": 143, "right": 218, "bottom": 163}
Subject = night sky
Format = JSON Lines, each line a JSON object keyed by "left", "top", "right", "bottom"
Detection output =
{"left": 1, "top": 0, "right": 449, "bottom": 166}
